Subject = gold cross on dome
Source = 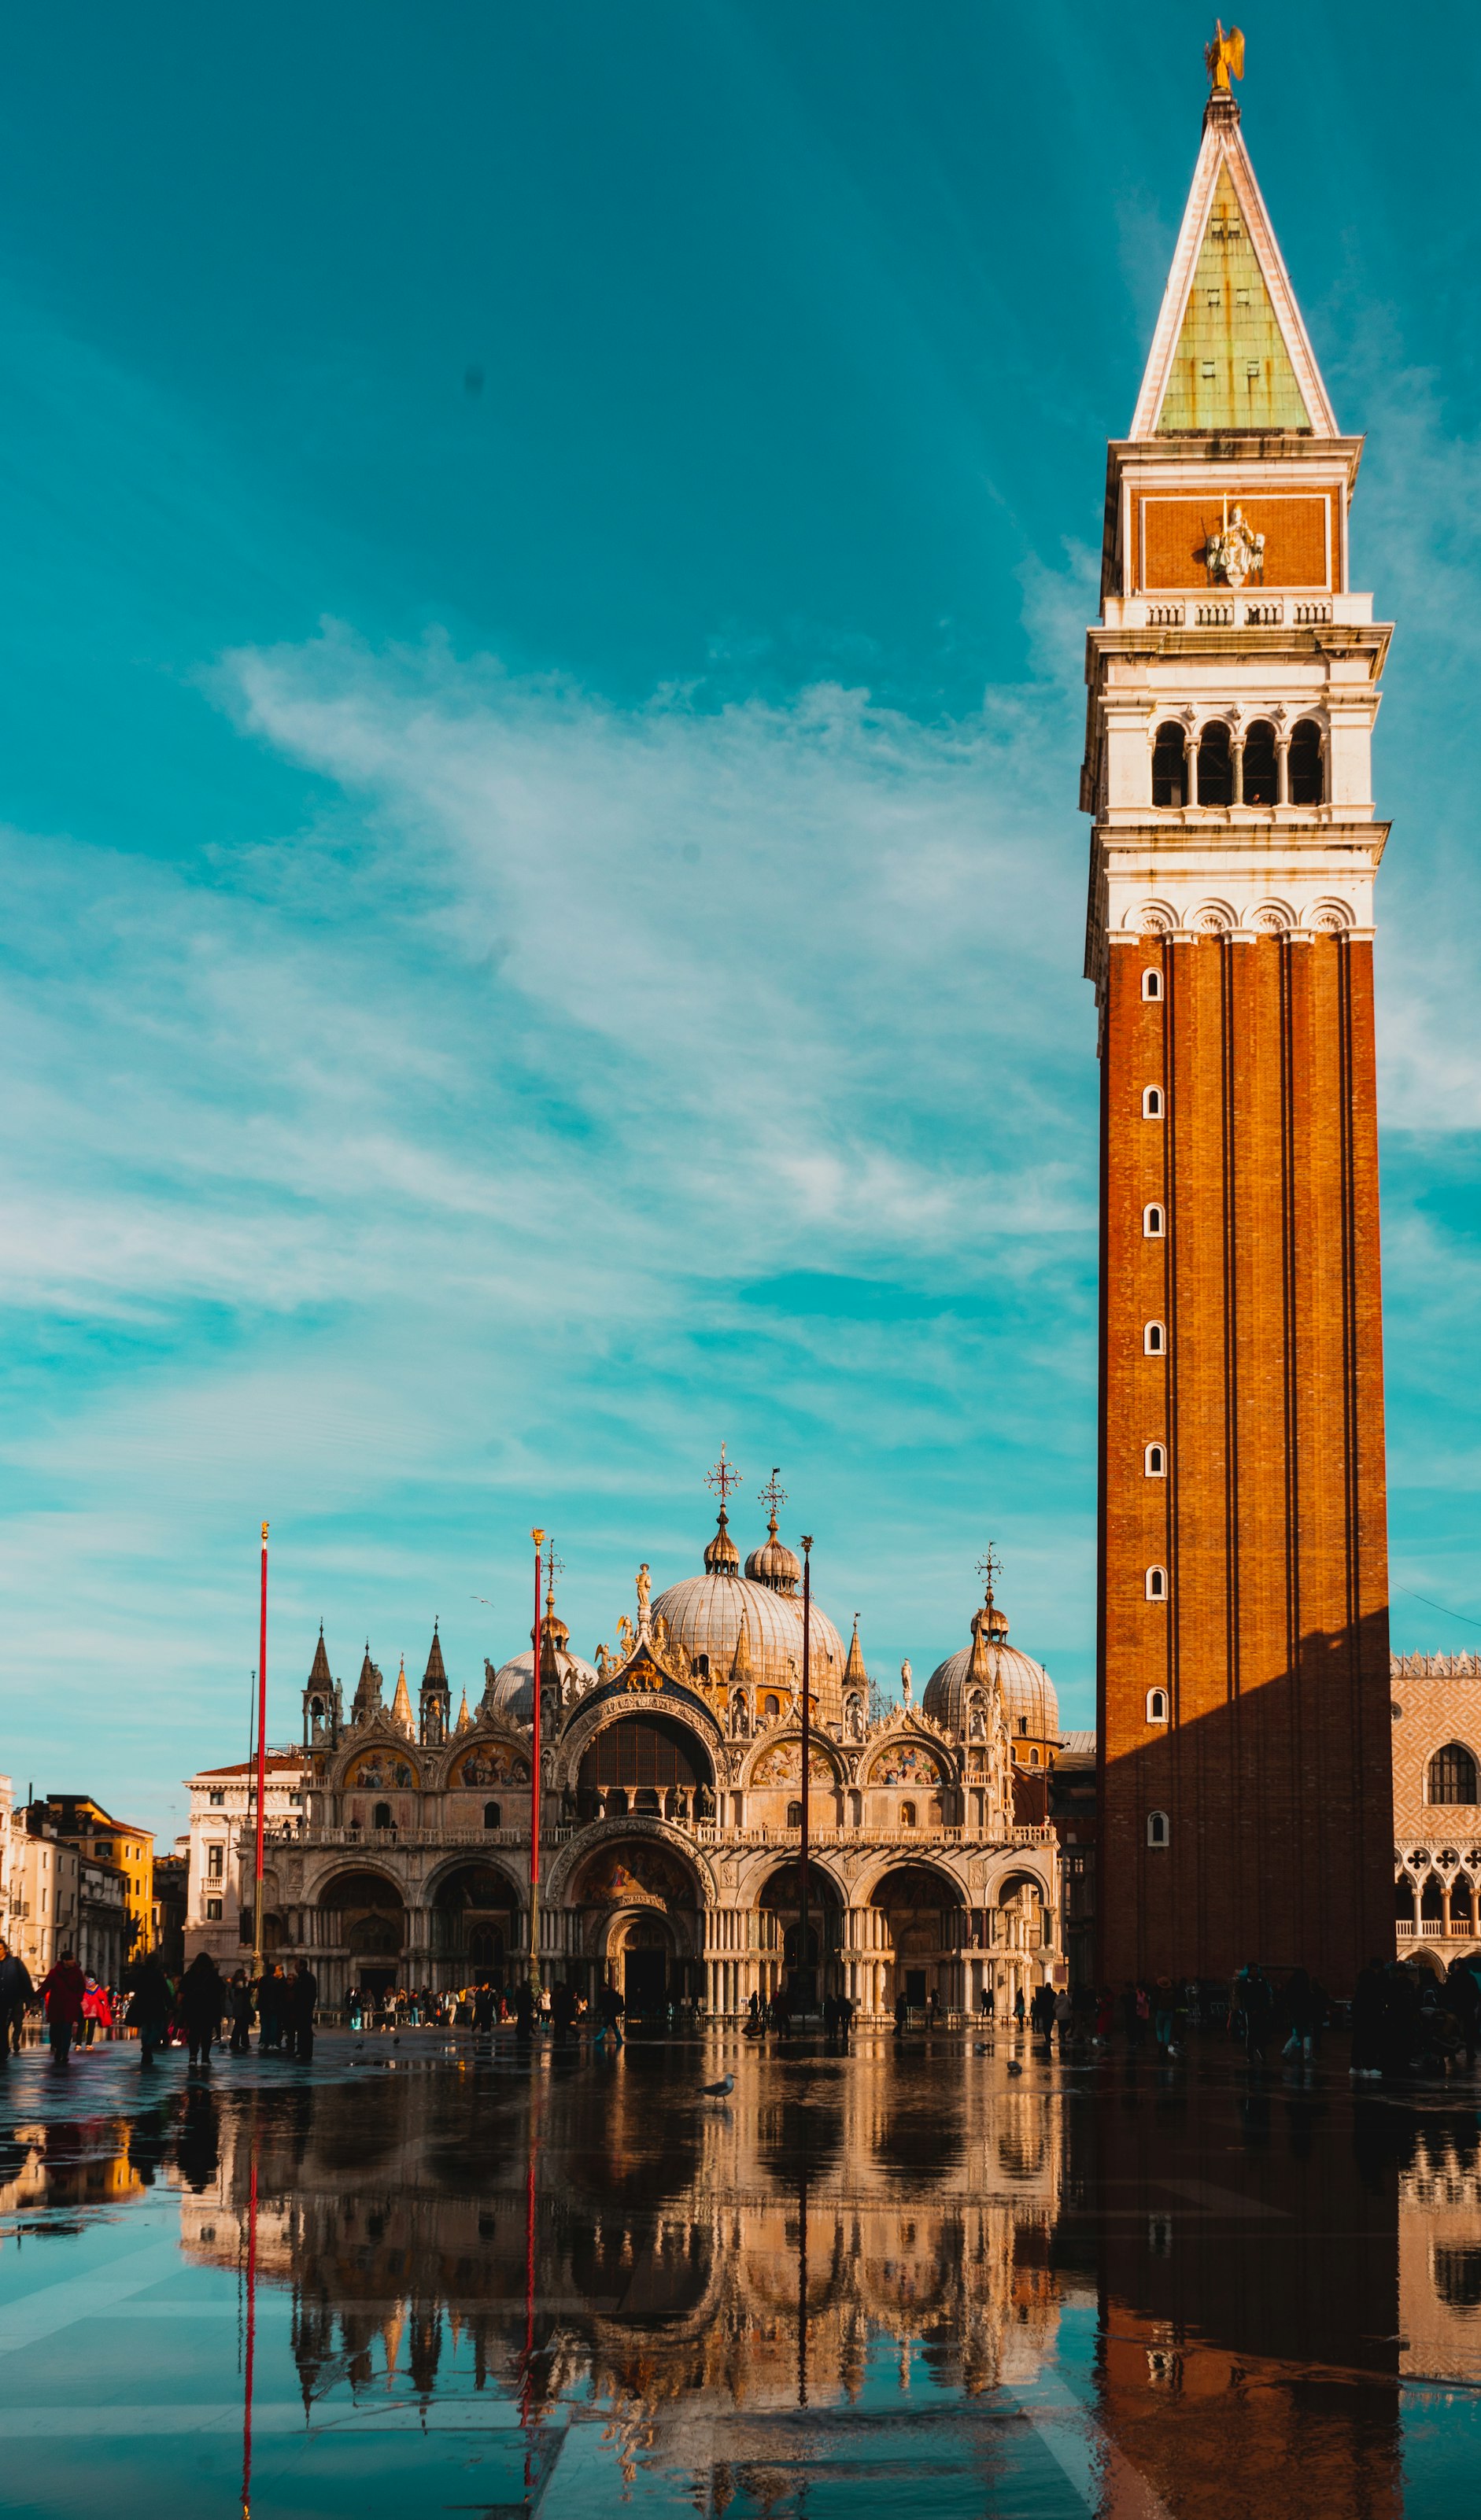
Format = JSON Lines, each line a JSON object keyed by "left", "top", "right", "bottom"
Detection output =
{"left": 758, "top": 1466, "right": 789, "bottom": 1519}
{"left": 705, "top": 1444, "right": 742, "bottom": 1507}
{"left": 975, "top": 1544, "right": 1001, "bottom": 1600}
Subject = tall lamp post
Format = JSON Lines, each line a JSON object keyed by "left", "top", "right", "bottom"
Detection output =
{"left": 253, "top": 1522, "right": 268, "bottom": 1978}
{"left": 529, "top": 1527, "right": 545, "bottom": 1994}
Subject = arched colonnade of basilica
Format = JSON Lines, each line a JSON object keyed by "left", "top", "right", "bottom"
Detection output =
{"left": 257, "top": 1507, "right": 1064, "bottom": 2019}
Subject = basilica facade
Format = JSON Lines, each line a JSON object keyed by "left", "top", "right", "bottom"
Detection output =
{"left": 257, "top": 1503, "right": 1062, "bottom": 2020}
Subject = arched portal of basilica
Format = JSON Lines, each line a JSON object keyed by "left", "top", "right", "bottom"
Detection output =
{"left": 258, "top": 1503, "right": 1062, "bottom": 2019}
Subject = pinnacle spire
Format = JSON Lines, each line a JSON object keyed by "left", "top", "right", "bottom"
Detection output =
{"left": 390, "top": 1655, "right": 415, "bottom": 1734}
{"left": 453, "top": 1688, "right": 471, "bottom": 1735}
{"left": 307, "top": 1624, "right": 332, "bottom": 1687}
{"left": 1129, "top": 74, "right": 1335, "bottom": 441}
{"left": 423, "top": 1622, "right": 448, "bottom": 1688}
{"left": 844, "top": 1616, "right": 866, "bottom": 1685}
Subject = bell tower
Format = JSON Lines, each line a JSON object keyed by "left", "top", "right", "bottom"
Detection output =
{"left": 1084, "top": 50, "right": 1394, "bottom": 1988}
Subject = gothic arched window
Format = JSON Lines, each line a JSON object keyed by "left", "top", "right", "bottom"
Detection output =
{"left": 1146, "top": 1566, "right": 1169, "bottom": 1601}
{"left": 900, "top": 1801, "right": 918, "bottom": 1829}
{"left": 1143, "top": 1203, "right": 1165, "bottom": 1238}
{"left": 1143, "top": 1085, "right": 1164, "bottom": 1118}
{"left": 1147, "top": 1688, "right": 1169, "bottom": 1724}
{"left": 372, "top": 1802, "right": 392, "bottom": 1831}
{"left": 1289, "top": 718, "right": 1324, "bottom": 805}
{"left": 1429, "top": 1743, "right": 1479, "bottom": 1806}
{"left": 483, "top": 1800, "right": 502, "bottom": 1829}
{"left": 1147, "top": 1809, "right": 1169, "bottom": 1847}
{"left": 787, "top": 1799, "right": 803, "bottom": 1829}
{"left": 1151, "top": 722, "right": 1187, "bottom": 807}
{"left": 1144, "top": 1320, "right": 1165, "bottom": 1355}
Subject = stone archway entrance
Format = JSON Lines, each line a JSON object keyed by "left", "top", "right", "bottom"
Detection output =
{"left": 316, "top": 1869, "right": 406, "bottom": 2005}
{"left": 431, "top": 1861, "right": 522, "bottom": 1990}
{"left": 572, "top": 1837, "right": 702, "bottom": 2020}
{"left": 609, "top": 1909, "right": 677, "bottom": 2015}
{"left": 758, "top": 1862, "right": 842, "bottom": 2011}
{"left": 867, "top": 1863, "right": 968, "bottom": 2020}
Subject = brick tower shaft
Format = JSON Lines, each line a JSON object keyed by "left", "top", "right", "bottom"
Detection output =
{"left": 1084, "top": 84, "right": 1395, "bottom": 1991}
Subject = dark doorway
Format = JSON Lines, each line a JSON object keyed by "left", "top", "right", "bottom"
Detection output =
{"left": 360, "top": 1967, "right": 395, "bottom": 1999}
{"left": 624, "top": 1947, "right": 667, "bottom": 2013}
{"left": 904, "top": 1968, "right": 927, "bottom": 2006}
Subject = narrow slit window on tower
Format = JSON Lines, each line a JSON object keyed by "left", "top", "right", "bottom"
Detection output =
{"left": 1147, "top": 1688, "right": 1169, "bottom": 1725}
{"left": 1142, "top": 1086, "right": 1164, "bottom": 1119}
{"left": 1150, "top": 722, "right": 1186, "bottom": 809}
{"left": 1145, "top": 1443, "right": 1166, "bottom": 1478}
{"left": 1147, "top": 1810, "right": 1170, "bottom": 1847}
{"left": 1143, "top": 1204, "right": 1165, "bottom": 1238}
{"left": 1197, "top": 719, "right": 1233, "bottom": 807}
{"left": 1143, "top": 1320, "right": 1165, "bottom": 1355}
{"left": 1289, "top": 718, "right": 1324, "bottom": 806}
{"left": 1142, "top": 967, "right": 1163, "bottom": 1002}
{"left": 1242, "top": 718, "right": 1278, "bottom": 806}
{"left": 1145, "top": 1566, "right": 1169, "bottom": 1602}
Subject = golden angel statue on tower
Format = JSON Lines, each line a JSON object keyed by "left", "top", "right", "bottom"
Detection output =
{"left": 1206, "top": 20, "right": 1244, "bottom": 92}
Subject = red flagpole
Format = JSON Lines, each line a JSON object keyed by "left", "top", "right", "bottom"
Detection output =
{"left": 253, "top": 1523, "right": 268, "bottom": 1976}
{"left": 800, "top": 1535, "right": 812, "bottom": 2018}
{"left": 530, "top": 1529, "right": 545, "bottom": 1994}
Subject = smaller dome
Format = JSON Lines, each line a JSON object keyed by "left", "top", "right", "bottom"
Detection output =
{"left": 482, "top": 1641, "right": 599, "bottom": 1726}
{"left": 745, "top": 1512, "right": 800, "bottom": 1595}
{"left": 922, "top": 1596, "right": 1058, "bottom": 1743}
{"left": 704, "top": 1509, "right": 740, "bottom": 1576}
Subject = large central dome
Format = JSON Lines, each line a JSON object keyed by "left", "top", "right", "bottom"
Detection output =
{"left": 654, "top": 1515, "right": 847, "bottom": 1728}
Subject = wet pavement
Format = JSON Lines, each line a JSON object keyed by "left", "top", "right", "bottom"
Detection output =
{"left": 0, "top": 2026, "right": 1477, "bottom": 2516}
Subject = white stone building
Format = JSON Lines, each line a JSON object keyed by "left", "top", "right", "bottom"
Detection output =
{"left": 183, "top": 1752, "right": 307, "bottom": 1967}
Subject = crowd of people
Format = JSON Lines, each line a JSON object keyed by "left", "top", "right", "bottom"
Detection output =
{"left": 0, "top": 1939, "right": 321, "bottom": 2071}
{"left": 6, "top": 1931, "right": 1481, "bottom": 2081}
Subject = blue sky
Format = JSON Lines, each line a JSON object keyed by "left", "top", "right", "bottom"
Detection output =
{"left": 2, "top": 2, "right": 1479, "bottom": 1844}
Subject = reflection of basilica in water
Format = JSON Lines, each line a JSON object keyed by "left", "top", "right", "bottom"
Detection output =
{"left": 5, "top": 2046, "right": 1480, "bottom": 2516}
{"left": 260, "top": 1495, "right": 1062, "bottom": 2019}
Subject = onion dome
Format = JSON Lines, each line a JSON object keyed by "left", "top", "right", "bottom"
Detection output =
{"left": 653, "top": 1527, "right": 846, "bottom": 1725}
{"left": 745, "top": 1511, "right": 801, "bottom": 1595}
{"left": 923, "top": 1596, "right": 1059, "bottom": 1743}
{"left": 704, "top": 1507, "right": 740, "bottom": 1575}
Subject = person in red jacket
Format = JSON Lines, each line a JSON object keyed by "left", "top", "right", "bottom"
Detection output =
{"left": 38, "top": 1952, "right": 87, "bottom": 2069}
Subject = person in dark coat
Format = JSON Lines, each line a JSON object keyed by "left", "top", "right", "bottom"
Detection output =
{"left": 287, "top": 1961, "right": 318, "bottom": 2061}
{"left": 0, "top": 1944, "right": 34, "bottom": 2058}
{"left": 179, "top": 1953, "right": 226, "bottom": 2069}
{"left": 513, "top": 1978, "right": 536, "bottom": 2040}
{"left": 126, "top": 1956, "right": 175, "bottom": 2068}
{"left": 257, "top": 1963, "right": 286, "bottom": 2053}
{"left": 37, "top": 1952, "right": 87, "bottom": 2068}
{"left": 227, "top": 1970, "right": 254, "bottom": 2056}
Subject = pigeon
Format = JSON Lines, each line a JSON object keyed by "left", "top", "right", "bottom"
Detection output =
{"left": 1006, "top": 2061, "right": 1024, "bottom": 2076}
{"left": 700, "top": 2073, "right": 735, "bottom": 2098}
{"left": 973, "top": 2042, "right": 990, "bottom": 2055}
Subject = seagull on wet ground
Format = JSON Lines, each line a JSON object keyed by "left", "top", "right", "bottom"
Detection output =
{"left": 700, "top": 2073, "right": 735, "bottom": 2098}
{"left": 1006, "top": 2061, "right": 1024, "bottom": 2076}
